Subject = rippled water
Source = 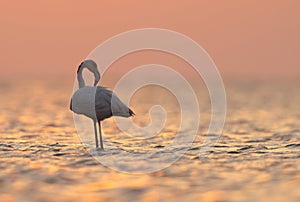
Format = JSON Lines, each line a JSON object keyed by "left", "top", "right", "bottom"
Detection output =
{"left": 0, "top": 80, "right": 299, "bottom": 201}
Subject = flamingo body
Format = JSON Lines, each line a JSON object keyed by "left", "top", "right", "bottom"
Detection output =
{"left": 70, "top": 86, "right": 134, "bottom": 121}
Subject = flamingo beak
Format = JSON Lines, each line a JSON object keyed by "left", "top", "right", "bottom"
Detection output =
{"left": 94, "top": 71, "right": 100, "bottom": 86}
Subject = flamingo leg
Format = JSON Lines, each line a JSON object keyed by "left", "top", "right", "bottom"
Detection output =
{"left": 93, "top": 120, "right": 99, "bottom": 148}
{"left": 98, "top": 121, "right": 104, "bottom": 150}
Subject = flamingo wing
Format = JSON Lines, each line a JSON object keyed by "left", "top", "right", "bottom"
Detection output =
{"left": 95, "top": 87, "right": 134, "bottom": 121}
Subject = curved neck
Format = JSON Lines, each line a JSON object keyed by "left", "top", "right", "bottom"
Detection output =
{"left": 77, "top": 67, "right": 85, "bottom": 88}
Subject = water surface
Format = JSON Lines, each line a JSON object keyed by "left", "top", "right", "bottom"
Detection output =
{"left": 0, "top": 80, "right": 299, "bottom": 201}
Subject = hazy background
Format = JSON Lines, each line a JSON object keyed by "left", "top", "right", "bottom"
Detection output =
{"left": 0, "top": 0, "right": 299, "bottom": 83}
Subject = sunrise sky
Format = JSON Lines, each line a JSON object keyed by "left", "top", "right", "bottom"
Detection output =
{"left": 1, "top": 0, "right": 299, "bottom": 81}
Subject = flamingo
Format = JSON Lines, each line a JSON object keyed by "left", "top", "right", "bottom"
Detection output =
{"left": 70, "top": 60, "right": 134, "bottom": 150}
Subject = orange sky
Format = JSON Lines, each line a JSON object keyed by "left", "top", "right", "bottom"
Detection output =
{"left": 1, "top": 0, "right": 299, "bottom": 81}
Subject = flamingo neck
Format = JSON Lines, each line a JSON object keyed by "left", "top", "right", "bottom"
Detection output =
{"left": 77, "top": 68, "right": 85, "bottom": 88}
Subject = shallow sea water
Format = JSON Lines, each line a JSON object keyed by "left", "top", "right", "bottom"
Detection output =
{"left": 0, "top": 80, "right": 299, "bottom": 202}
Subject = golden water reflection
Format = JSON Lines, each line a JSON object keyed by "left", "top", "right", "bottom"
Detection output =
{"left": 0, "top": 80, "right": 299, "bottom": 201}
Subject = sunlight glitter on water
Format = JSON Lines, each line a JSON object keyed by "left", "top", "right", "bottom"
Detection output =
{"left": 0, "top": 80, "right": 299, "bottom": 201}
